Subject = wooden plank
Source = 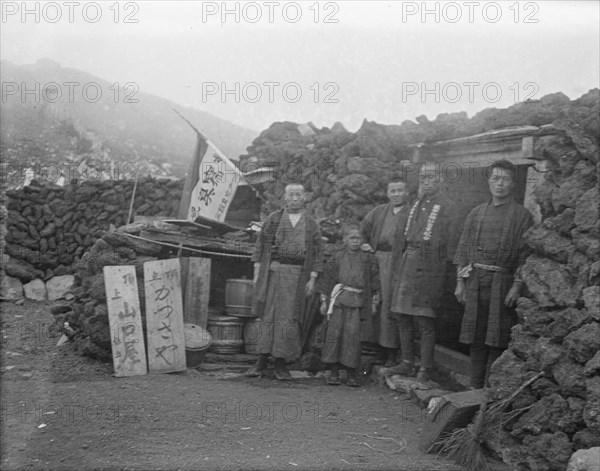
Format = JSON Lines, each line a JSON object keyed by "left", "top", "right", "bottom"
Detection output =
{"left": 103, "top": 266, "right": 147, "bottom": 377}
{"left": 143, "top": 259, "right": 187, "bottom": 373}
{"left": 139, "top": 229, "right": 254, "bottom": 255}
{"left": 183, "top": 257, "right": 211, "bottom": 328}
{"left": 414, "top": 341, "right": 470, "bottom": 376}
{"left": 524, "top": 165, "right": 543, "bottom": 224}
{"left": 180, "top": 257, "right": 189, "bottom": 303}
{"left": 419, "top": 389, "right": 487, "bottom": 453}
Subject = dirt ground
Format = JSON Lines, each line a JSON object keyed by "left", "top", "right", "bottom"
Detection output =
{"left": 0, "top": 299, "right": 465, "bottom": 471}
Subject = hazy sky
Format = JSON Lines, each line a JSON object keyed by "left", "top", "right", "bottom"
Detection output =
{"left": 2, "top": 1, "right": 599, "bottom": 132}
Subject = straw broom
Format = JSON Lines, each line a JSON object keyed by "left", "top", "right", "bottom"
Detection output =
{"left": 438, "top": 399, "right": 490, "bottom": 471}
{"left": 437, "top": 371, "right": 544, "bottom": 471}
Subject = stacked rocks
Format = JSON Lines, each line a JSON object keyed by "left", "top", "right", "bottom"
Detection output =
{"left": 55, "top": 227, "right": 163, "bottom": 360}
{"left": 240, "top": 91, "right": 599, "bottom": 227}
{"left": 3, "top": 177, "right": 182, "bottom": 283}
{"left": 486, "top": 101, "right": 599, "bottom": 470}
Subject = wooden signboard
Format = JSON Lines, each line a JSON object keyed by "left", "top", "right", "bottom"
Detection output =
{"left": 103, "top": 266, "right": 147, "bottom": 377}
{"left": 143, "top": 258, "right": 186, "bottom": 373}
{"left": 182, "top": 257, "right": 211, "bottom": 328}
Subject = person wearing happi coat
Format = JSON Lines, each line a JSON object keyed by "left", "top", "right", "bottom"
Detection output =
{"left": 360, "top": 177, "right": 410, "bottom": 367}
{"left": 454, "top": 159, "right": 533, "bottom": 389}
{"left": 387, "top": 161, "right": 460, "bottom": 383}
{"left": 248, "top": 183, "right": 324, "bottom": 381}
{"left": 318, "top": 224, "right": 380, "bottom": 387}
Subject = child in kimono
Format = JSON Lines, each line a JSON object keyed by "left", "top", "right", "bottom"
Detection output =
{"left": 318, "top": 224, "right": 380, "bottom": 387}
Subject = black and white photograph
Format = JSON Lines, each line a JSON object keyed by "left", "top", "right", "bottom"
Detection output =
{"left": 1, "top": 1, "right": 599, "bottom": 470}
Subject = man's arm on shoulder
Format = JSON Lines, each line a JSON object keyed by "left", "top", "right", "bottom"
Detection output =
{"left": 360, "top": 205, "right": 381, "bottom": 241}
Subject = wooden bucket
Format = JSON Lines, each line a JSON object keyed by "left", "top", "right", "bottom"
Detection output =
{"left": 225, "top": 278, "right": 254, "bottom": 318}
{"left": 184, "top": 324, "right": 212, "bottom": 368}
{"left": 207, "top": 315, "right": 244, "bottom": 354}
{"left": 243, "top": 318, "right": 261, "bottom": 355}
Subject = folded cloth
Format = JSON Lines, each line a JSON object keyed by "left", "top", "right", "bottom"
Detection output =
{"left": 457, "top": 263, "right": 473, "bottom": 279}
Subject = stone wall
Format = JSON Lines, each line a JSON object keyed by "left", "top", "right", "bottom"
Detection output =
{"left": 486, "top": 109, "right": 599, "bottom": 469}
{"left": 239, "top": 90, "right": 598, "bottom": 227}
{"left": 2, "top": 177, "right": 183, "bottom": 286}
{"left": 55, "top": 228, "right": 164, "bottom": 360}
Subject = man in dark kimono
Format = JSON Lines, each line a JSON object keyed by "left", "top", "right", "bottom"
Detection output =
{"left": 361, "top": 177, "right": 410, "bottom": 366}
{"left": 318, "top": 224, "right": 380, "bottom": 387}
{"left": 454, "top": 159, "right": 533, "bottom": 389}
{"left": 386, "top": 162, "right": 459, "bottom": 383}
{"left": 248, "top": 183, "right": 324, "bottom": 380}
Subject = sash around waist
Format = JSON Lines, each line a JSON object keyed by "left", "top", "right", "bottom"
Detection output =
{"left": 269, "top": 261, "right": 303, "bottom": 272}
{"left": 271, "top": 256, "right": 304, "bottom": 266}
{"left": 473, "top": 263, "right": 508, "bottom": 273}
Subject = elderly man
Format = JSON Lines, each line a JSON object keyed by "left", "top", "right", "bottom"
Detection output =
{"left": 361, "top": 177, "right": 410, "bottom": 366}
{"left": 387, "top": 162, "right": 459, "bottom": 382}
{"left": 455, "top": 159, "right": 533, "bottom": 389}
{"left": 248, "top": 183, "right": 324, "bottom": 380}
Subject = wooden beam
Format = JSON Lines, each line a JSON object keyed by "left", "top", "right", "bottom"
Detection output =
{"left": 414, "top": 341, "right": 470, "bottom": 376}
{"left": 183, "top": 257, "right": 211, "bottom": 328}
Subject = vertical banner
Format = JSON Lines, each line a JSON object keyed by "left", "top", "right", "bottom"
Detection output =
{"left": 103, "top": 266, "right": 147, "bottom": 377}
{"left": 187, "top": 139, "right": 243, "bottom": 222}
{"left": 144, "top": 259, "right": 187, "bottom": 373}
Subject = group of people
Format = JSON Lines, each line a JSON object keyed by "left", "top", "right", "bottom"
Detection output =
{"left": 248, "top": 159, "right": 533, "bottom": 390}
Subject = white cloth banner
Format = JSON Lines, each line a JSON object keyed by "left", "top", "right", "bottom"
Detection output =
{"left": 187, "top": 140, "right": 244, "bottom": 222}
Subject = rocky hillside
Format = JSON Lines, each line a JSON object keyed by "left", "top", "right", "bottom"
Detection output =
{"left": 0, "top": 59, "right": 257, "bottom": 185}
{"left": 240, "top": 90, "right": 599, "bottom": 229}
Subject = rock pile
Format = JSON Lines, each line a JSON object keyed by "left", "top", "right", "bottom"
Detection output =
{"left": 3, "top": 177, "right": 182, "bottom": 286}
{"left": 240, "top": 91, "right": 599, "bottom": 227}
{"left": 485, "top": 99, "right": 599, "bottom": 470}
{"left": 53, "top": 227, "right": 163, "bottom": 360}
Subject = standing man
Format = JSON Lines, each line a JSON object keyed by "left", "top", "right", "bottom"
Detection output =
{"left": 387, "top": 162, "right": 459, "bottom": 382}
{"left": 248, "top": 183, "right": 324, "bottom": 380}
{"left": 361, "top": 177, "right": 410, "bottom": 366}
{"left": 454, "top": 160, "right": 533, "bottom": 389}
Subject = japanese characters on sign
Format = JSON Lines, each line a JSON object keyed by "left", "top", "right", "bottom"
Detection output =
{"left": 143, "top": 259, "right": 186, "bottom": 373}
{"left": 188, "top": 141, "right": 243, "bottom": 222}
{"left": 103, "top": 266, "right": 148, "bottom": 377}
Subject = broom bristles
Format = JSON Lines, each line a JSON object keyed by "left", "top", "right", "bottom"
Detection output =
{"left": 437, "top": 402, "right": 491, "bottom": 471}
{"left": 436, "top": 372, "right": 544, "bottom": 470}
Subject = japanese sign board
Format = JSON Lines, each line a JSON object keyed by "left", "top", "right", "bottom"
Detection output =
{"left": 103, "top": 265, "right": 148, "bottom": 377}
{"left": 143, "top": 259, "right": 187, "bottom": 373}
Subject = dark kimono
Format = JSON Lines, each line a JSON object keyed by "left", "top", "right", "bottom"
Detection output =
{"left": 454, "top": 199, "right": 533, "bottom": 348}
{"left": 319, "top": 248, "right": 380, "bottom": 368}
{"left": 390, "top": 190, "right": 459, "bottom": 317}
{"left": 251, "top": 209, "right": 323, "bottom": 359}
{"left": 361, "top": 202, "right": 410, "bottom": 346}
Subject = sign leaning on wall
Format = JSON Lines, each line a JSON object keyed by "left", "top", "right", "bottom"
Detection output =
{"left": 104, "top": 265, "right": 148, "bottom": 377}
{"left": 143, "top": 258, "right": 187, "bottom": 373}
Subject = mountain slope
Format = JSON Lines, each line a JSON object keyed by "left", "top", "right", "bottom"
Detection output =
{"left": 0, "top": 59, "right": 257, "bottom": 180}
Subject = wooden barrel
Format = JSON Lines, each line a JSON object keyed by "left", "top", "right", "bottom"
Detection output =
{"left": 207, "top": 315, "right": 244, "bottom": 354}
{"left": 225, "top": 278, "right": 254, "bottom": 318}
{"left": 243, "top": 318, "right": 261, "bottom": 355}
